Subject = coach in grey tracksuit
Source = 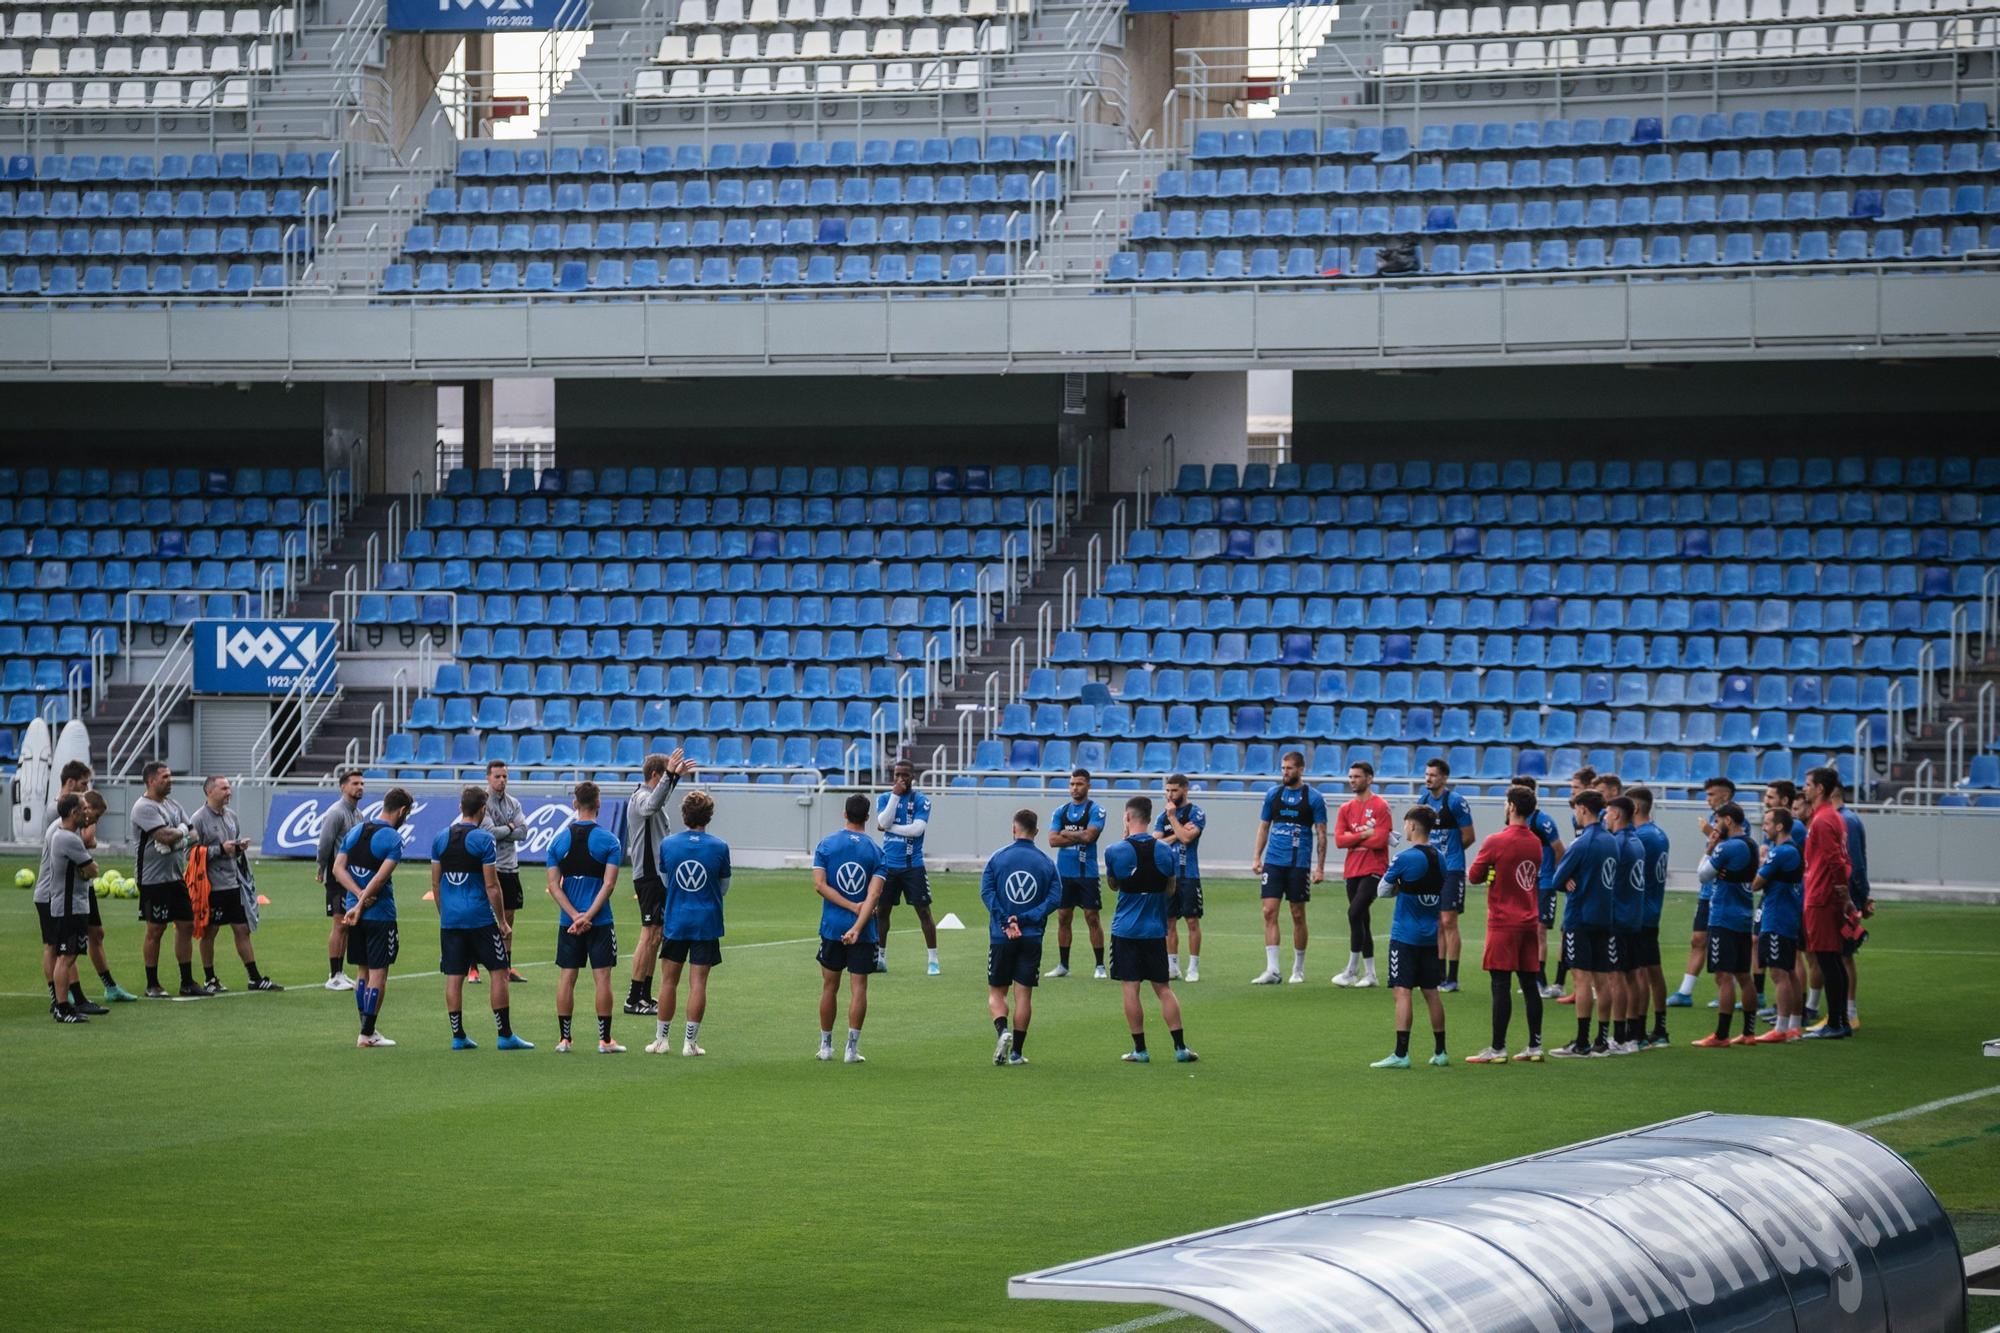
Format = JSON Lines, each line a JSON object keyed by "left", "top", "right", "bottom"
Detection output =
{"left": 481, "top": 764, "right": 530, "bottom": 980}
{"left": 623, "top": 749, "right": 694, "bottom": 1013}
{"left": 319, "top": 769, "right": 365, "bottom": 988}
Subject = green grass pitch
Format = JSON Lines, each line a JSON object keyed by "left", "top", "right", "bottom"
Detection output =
{"left": 3, "top": 857, "right": 1997, "bottom": 1331}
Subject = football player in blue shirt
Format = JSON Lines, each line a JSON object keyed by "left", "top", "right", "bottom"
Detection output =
{"left": 1692, "top": 802, "right": 1760, "bottom": 1047}
{"left": 1045, "top": 769, "right": 1108, "bottom": 979}
{"left": 1601, "top": 797, "right": 1646, "bottom": 1054}
{"left": 813, "top": 794, "right": 886, "bottom": 1063}
{"left": 1671, "top": 775, "right": 1736, "bottom": 1007}
{"left": 1551, "top": 766, "right": 1597, "bottom": 997}
{"left": 1546, "top": 789, "right": 1621, "bottom": 1059}
{"left": 1627, "top": 786, "right": 1672, "bottom": 1047}
{"left": 333, "top": 787, "right": 413, "bottom": 1049}
{"left": 1513, "top": 773, "right": 1565, "bottom": 1000}
{"left": 429, "top": 786, "right": 530, "bottom": 1051}
{"left": 1750, "top": 806, "right": 1805, "bottom": 1043}
{"left": 1369, "top": 805, "right": 1449, "bottom": 1070}
{"left": 979, "top": 809, "right": 1058, "bottom": 1066}
{"left": 874, "top": 760, "right": 940, "bottom": 975}
{"left": 545, "top": 782, "right": 626, "bottom": 1054}
{"left": 1420, "top": 757, "right": 1477, "bottom": 992}
{"left": 1155, "top": 773, "right": 1206, "bottom": 983}
{"left": 1251, "top": 750, "right": 1327, "bottom": 985}
{"left": 1835, "top": 793, "right": 1870, "bottom": 1031}
{"left": 647, "top": 789, "right": 731, "bottom": 1057}
{"left": 1751, "top": 780, "right": 1801, "bottom": 1017}
{"left": 1103, "top": 797, "right": 1196, "bottom": 1064}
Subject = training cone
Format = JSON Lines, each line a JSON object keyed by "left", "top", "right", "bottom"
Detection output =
{"left": 256, "top": 895, "right": 271, "bottom": 905}
{"left": 936, "top": 912, "right": 966, "bottom": 930}
{"left": 422, "top": 890, "right": 436, "bottom": 901}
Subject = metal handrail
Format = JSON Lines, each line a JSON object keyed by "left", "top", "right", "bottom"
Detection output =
{"left": 106, "top": 622, "right": 195, "bottom": 779}
{"left": 248, "top": 634, "right": 342, "bottom": 780}
{"left": 120, "top": 589, "right": 255, "bottom": 668}
{"left": 1109, "top": 496, "right": 1127, "bottom": 565}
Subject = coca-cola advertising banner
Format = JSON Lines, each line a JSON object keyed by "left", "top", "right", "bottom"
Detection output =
{"left": 262, "top": 791, "right": 627, "bottom": 864}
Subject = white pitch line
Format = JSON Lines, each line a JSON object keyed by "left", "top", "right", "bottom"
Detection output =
{"left": 1085, "top": 1312, "right": 1193, "bottom": 1333}
{"left": 1849, "top": 1083, "right": 2000, "bottom": 1130}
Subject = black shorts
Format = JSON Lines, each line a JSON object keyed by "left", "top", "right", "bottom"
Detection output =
{"left": 1109, "top": 935, "right": 1170, "bottom": 985}
{"left": 140, "top": 879, "right": 192, "bottom": 924}
{"left": 1438, "top": 870, "right": 1467, "bottom": 915}
{"left": 817, "top": 936, "right": 877, "bottom": 975}
{"left": 206, "top": 885, "right": 248, "bottom": 927}
{"left": 1633, "top": 925, "right": 1662, "bottom": 968}
{"left": 37, "top": 901, "right": 89, "bottom": 956}
{"left": 1614, "top": 930, "right": 1641, "bottom": 972}
{"left": 86, "top": 886, "right": 102, "bottom": 929}
{"left": 634, "top": 875, "right": 667, "bottom": 928}
{"left": 1387, "top": 938, "right": 1444, "bottom": 990}
{"left": 325, "top": 882, "right": 346, "bottom": 918}
{"left": 1758, "top": 932, "right": 1799, "bottom": 971}
{"left": 347, "top": 920, "right": 400, "bottom": 969}
{"left": 1260, "top": 865, "right": 1312, "bottom": 902}
{"left": 1536, "top": 887, "right": 1557, "bottom": 927}
{"left": 1692, "top": 898, "right": 1711, "bottom": 934}
{"left": 986, "top": 935, "right": 1043, "bottom": 988}
{"left": 556, "top": 922, "right": 618, "bottom": 971}
{"left": 1058, "top": 877, "right": 1101, "bottom": 912}
{"left": 1169, "top": 877, "right": 1204, "bottom": 920}
{"left": 1843, "top": 928, "right": 1867, "bottom": 957}
{"left": 496, "top": 871, "right": 524, "bottom": 912}
{"left": 881, "top": 866, "right": 932, "bottom": 909}
{"left": 441, "top": 925, "right": 510, "bottom": 975}
{"left": 1561, "top": 926, "right": 1615, "bottom": 973}
{"left": 660, "top": 937, "right": 722, "bottom": 967}
{"left": 1708, "top": 927, "right": 1753, "bottom": 975}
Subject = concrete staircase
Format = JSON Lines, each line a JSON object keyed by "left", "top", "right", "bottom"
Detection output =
{"left": 1044, "top": 142, "right": 1148, "bottom": 280}
{"left": 1878, "top": 638, "right": 2000, "bottom": 802}
{"left": 287, "top": 497, "right": 405, "bottom": 777}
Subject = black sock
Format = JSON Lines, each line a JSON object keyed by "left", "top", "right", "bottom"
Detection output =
{"left": 1742, "top": 1002, "right": 1758, "bottom": 1033}
{"left": 1554, "top": 957, "right": 1568, "bottom": 986}
{"left": 495, "top": 1006, "right": 512, "bottom": 1037}
{"left": 1093, "top": 945, "right": 1105, "bottom": 968}
{"left": 450, "top": 1010, "right": 466, "bottom": 1037}
{"left": 1012, "top": 1027, "right": 1026, "bottom": 1056}
{"left": 1059, "top": 946, "right": 1071, "bottom": 968}
{"left": 47, "top": 981, "right": 58, "bottom": 1002}
{"left": 1447, "top": 958, "right": 1459, "bottom": 983}
{"left": 330, "top": 955, "right": 344, "bottom": 978}
{"left": 246, "top": 962, "right": 263, "bottom": 984}
{"left": 1576, "top": 1017, "right": 1591, "bottom": 1048}
{"left": 559, "top": 1015, "right": 573, "bottom": 1042}
{"left": 361, "top": 1009, "right": 377, "bottom": 1037}
{"left": 994, "top": 1015, "right": 1007, "bottom": 1036}
{"left": 203, "top": 966, "right": 217, "bottom": 984}
{"left": 1654, "top": 1008, "right": 1668, "bottom": 1034}
{"left": 1491, "top": 971, "right": 1513, "bottom": 1050}
{"left": 69, "top": 982, "right": 86, "bottom": 1005}
{"left": 1170, "top": 1027, "right": 1186, "bottom": 1052}
{"left": 178, "top": 961, "right": 195, "bottom": 987}
{"left": 56, "top": 1001, "right": 75, "bottom": 1018}
{"left": 1596, "top": 1020, "right": 1608, "bottom": 1045}
{"left": 597, "top": 1015, "right": 612, "bottom": 1043}
{"left": 1131, "top": 1031, "right": 1147, "bottom": 1054}
{"left": 1395, "top": 1029, "right": 1411, "bottom": 1058}
{"left": 628, "top": 979, "right": 644, "bottom": 1005}
{"left": 146, "top": 965, "right": 161, "bottom": 989}
{"left": 1434, "top": 1028, "right": 1447, "bottom": 1056}
{"left": 97, "top": 969, "right": 115, "bottom": 988}
{"left": 1716, "top": 1011, "right": 1732, "bottom": 1039}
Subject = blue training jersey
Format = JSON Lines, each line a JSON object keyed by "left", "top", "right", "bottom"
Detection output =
{"left": 1634, "top": 821, "right": 1670, "bottom": 928}
{"left": 875, "top": 790, "right": 930, "bottom": 871}
{"left": 1381, "top": 844, "right": 1445, "bottom": 947}
{"left": 1756, "top": 841, "right": 1804, "bottom": 940}
{"left": 547, "top": 820, "right": 622, "bottom": 928}
{"left": 340, "top": 821, "right": 406, "bottom": 923}
{"left": 430, "top": 820, "right": 498, "bottom": 930}
{"left": 1051, "top": 799, "right": 1107, "bottom": 879}
{"left": 658, "top": 828, "right": 731, "bottom": 941}
{"left": 1259, "top": 782, "right": 1327, "bottom": 869}
{"left": 1611, "top": 828, "right": 1646, "bottom": 932}
{"left": 1104, "top": 833, "right": 1177, "bottom": 940}
{"left": 1705, "top": 834, "right": 1760, "bottom": 935}
{"left": 1153, "top": 801, "right": 1205, "bottom": 881}
{"left": 1550, "top": 823, "right": 1618, "bottom": 931}
{"left": 979, "top": 838, "right": 1059, "bottom": 940}
{"left": 1841, "top": 808, "right": 1870, "bottom": 905}
{"left": 1420, "top": 785, "right": 1474, "bottom": 873}
{"left": 1529, "top": 809, "right": 1561, "bottom": 890}
{"left": 813, "top": 828, "right": 883, "bottom": 944}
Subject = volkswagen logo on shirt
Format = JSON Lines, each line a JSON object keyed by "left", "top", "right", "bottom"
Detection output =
{"left": 1600, "top": 860, "right": 1617, "bottom": 889}
{"left": 835, "top": 861, "right": 868, "bottom": 897}
{"left": 1513, "top": 862, "right": 1537, "bottom": 892}
{"left": 442, "top": 871, "right": 473, "bottom": 887}
{"left": 674, "top": 861, "right": 708, "bottom": 894}
{"left": 1004, "top": 869, "right": 1039, "bottom": 904}
{"left": 1656, "top": 853, "right": 1670, "bottom": 883}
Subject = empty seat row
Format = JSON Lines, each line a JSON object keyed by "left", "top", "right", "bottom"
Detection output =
{"left": 383, "top": 250, "right": 1010, "bottom": 293}
{"left": 0, "top": 8, "right": 294, "bottom": 41}
{"left": 1403, "top": 0, "right": 1991, "bottom": 40}
{"left": 1150, "top": 487, "right": 1992, "bottom": 527}
{"left": 636, "top": 57, "right": 980, "bottom": 96}
{"left": 426, "top": 177, "right": 1056, "bottom": 217}
{"left": 1159, "top": 454, "right": 1988, "bottom": 492}
{"left": 407, "top": 212, "right": 1035, "bottom": 250}
{"left": 673, "top": 0, "right": 1025, "bottom": 25}
{"left": 1122, "top": 523, "right": 1998, "bottom": 563}
{"left": 2, "top": 149, "right": 336, "bottom": 182}
{"left": 3, "top": 75, "right": 248, "bottom": 108}
{"left": 1381, "top": 17, "right": 1998, "bottom": 70}
{"left": 451, "top": 621, "right": 957, "bottom": 664}
{"left": 1, "top": 187, "right": 329, "bottom": 219}
{"left": 0, "top": 40, "right": 276, "bottom": 75}
{"left": 433, "top": 660, "right": 908, "bottom": 700}
{"left": 1072, "top": 593, "right": 1964, "bottom": 634}
{"left": 409, "top": 493, "right": 1029, "bottom": 534}
{"left": 377, "top": 590, "right": 971, "bottom": 628}
{"left": 388, "top": 729, "right": 868, "bottom": 774}
{"left": 409, "top": 694, "right": 892, "bottom": 735}
{"left": 0, "top": 493, "right": 322, "bottom": 522}
{"left": 657, "top": 23, "right": 1006, "bottom": 61}
{"left": 4, "top": 224, "right": 311, "bottom": 254}
{"left": 0, "top": 260, "right": 289, "bottom": 296}
{"left": 1097, "top": 559, "right": 1981, "bottom": 598}
{"left": 375, "top": 534, "right": 1011, "bottom": 585}
{"left": 2, "top": 525, "right": 292, "bottom": 559}
{"left": 0, "top": 557, "right": 275, "bottom": 590}
{"left": 433, "top": 461, "right": 1048, "bottom": 496}
{"left": 452, "top": 134, "right": 1069, "bottom": 177}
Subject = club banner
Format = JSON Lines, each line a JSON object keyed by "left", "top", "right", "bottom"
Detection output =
{"left": 262, "top": 790, "right": 626, "bottom": 864}
{"left": 386, "top": 0, "right": 584, "bottom": 30}
{"left": 193, "top": 619, "right": 336, "bottom": 696}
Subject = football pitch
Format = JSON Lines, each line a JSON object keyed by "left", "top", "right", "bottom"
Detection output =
{"left": 4, "top": 857, "right": 1998, "bottom": 1332}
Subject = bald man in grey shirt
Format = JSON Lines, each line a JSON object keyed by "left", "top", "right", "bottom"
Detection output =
{"left": 480, "top": 760, "right": 530, "bottom": 984}
{"left": 319, "top": 769, "right": 364, "bottom": 991}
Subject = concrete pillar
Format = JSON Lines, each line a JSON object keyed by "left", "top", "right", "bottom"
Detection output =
{"left": 385, "top": 32, "right": 462, "bottom": 145}
{"left": 1107, "top": 371, "right": 1247, "bottom": 492}
{"left": 458, "top": 380, "right": 493, "bottom": 471}
{"left": 364, "top": 382, "right": 439, "bottom": 496}
{"left": 323, "top": 382, "right": 369, "bottom": 493}
{"left": 462, "top": 33, "right": 492, "bottom": 137}
{"left": 1124, "top": 10, "right": 1249, "bottom": 149}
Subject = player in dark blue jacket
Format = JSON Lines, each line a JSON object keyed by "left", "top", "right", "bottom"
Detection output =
{"left": 1546, "top": 790, "right": 1621, "bottom": 1059}
{"left": 813, "top": 794, "right": 885, "bottom": 1064}
{"left": 1514, "top": 773, "right": 1565, "bottom": 999}
{"left": 1104, "top": 797, "right": 1196, "bottom": 1064}
{"left": 1628, "top": 787, "right": 1672, "bottom": 1047}
{"left": 545, "top": 782, "right": 626, "bottom": 1053}
{"left": 979, "top": 809, "right": 1058, "bottom": 1066}
{"left": 429, "top": 785, "right": 530, "bottom": 1051}
{"left": 1751, "top": 806, "right": 1806, "bottom": 1043}
{"left": 648, "top": 789, "right": 731, "bottom": 1057}
{"left": 333, "top": 787, "right": 413, "bottom": 1049}
{"left": 1692, "top": 803, "right": 1761, "bottom": 1047}
{"left": 1369, "top": 805, "right": 1450, "bottom": 1071}
{"left": 1602, "top": 797, "right": 1646, "bottom": 1054}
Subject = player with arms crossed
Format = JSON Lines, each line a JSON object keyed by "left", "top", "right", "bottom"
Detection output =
{"left": 546, "top": 783, "right": 625, "bottom": 1053}
{"left": 38, "top": 794, "right": 100, "bottom": 1024}
{"left": 1690, "top": 803, "right": 1761, "bottom": 1048}
{"left": 1331, "top": 760, "right": 1391, "bottom": 989}
{"left": 318, "top": 768, "right": 364, "bottom": 991}
{"left": 1251, "top": 749, "right": 1327, "bottom": 985}
{"left": 1420, "top": 758, "right": 1476, "bottom": 992}
{"left": 979, "top": 809, "right": 1058, "bottom": 1066}
{"left": 875, "top": 760, "right": 941, "bottom": 975}
{"left": 1105, "top": 797, "right": 1196, "bottom": 1065}
{"left": 431, "top": 786, "right": 530, "bottom": 1052}
{"left": 1514, "top": 774, "right": 1565, "bottom": 1000}
{"left": 1155, "top": 773, "right": 1205, "bottom": 982}
{"left": 648, "top": 790, "right": 731, "bottom": 1057}
{"left": 1369, "top": 806, "right": 1449, "bottom": 1070}
{"left": 1669, "top": 775, "right": 1736, "bottom": 1008}
{"left": 812, "top": 795, "right": 886, "bottom": 1063}
{"left": 1465, "top": 786, "right": 1548, "bottom": 1064}
{"left": 1546, "top": 790, "right": 1621, "bottom": 1059}
{"left": 1750, "top": 806, "right": 1805, "bottom": 1043}
{"left": 481, "top": 761, "right": 530, "bottom": 985}
{"left": 1045, "top": 770, "right": 1108, "bottom": 979}
{"left": 1800, "top": 767, "right": 1856, "bottom": 1041}
{"left": 334, "top": 788, "right": 413, "bottom": 1048}
{"left": 132, "top": 762, "right": 197, "bottom": 999}
{"left": 1628, "top": 786, "right": 1672, "bottom": 1047}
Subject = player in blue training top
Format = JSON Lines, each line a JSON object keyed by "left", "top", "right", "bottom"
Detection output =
{"left": 545, "top": 782, "right": 626, "bottom": 1054}
{"left": 874, "top": 760, "right": 940, "bottom": 975}
{"left": 813, "top": 794, "right": 886, "bottom": 1063}
{"left": 333, "top": 787, "right": 413, "bottom": 1049}
{"left": 979, "top": 808, "right": 1058, "bottom": 1067}
{"left": 1369, "top": 805, "right": 1449, "bottom": 1070}
{"left": 1046, "top": 769, "right": 1108, "bottom": 979}
{"left": 1419, "top": 757, "right": 1477, "bottom": 993}
{"left": 1601, "top": 796, "right": 1647, "bottom": 1054}
{"left": 1671, "top": 775, "right": 1736, "bottom": 1008}
{"left": 1692, "top": 802, "right": 1760, "bottom": 1047}
{"left": 1251, "top": 749, "right": 1328, "bottom": 985}
{"left": 1546, "top": 789, "right": 1621, "bottom": 1060}
{"left": 1104, "top": 796, "right": 1196, "bottom": 1065}
{"left": 1836, "top": 794, "right": 1870, "bottom": 1031}
{"left": 1750, "top": 805, "right": 1806, "bottom": 1044}
{"left": 647, "top": 789, "right": 731, "bottom": 1057}
{"left": 1155, "top": 773, "right": 1206, "bottom": 983}
{"left": 1627, "top": 786, "right": 1672, "bottom": 1048}
{"left": 429, "top": 785, "right": 530, "bottom": 1052}
{"left": 1513, "top": 772, "right": 1565, "bottom": 1000}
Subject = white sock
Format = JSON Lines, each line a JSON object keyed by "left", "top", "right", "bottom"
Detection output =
{"left": 1265, "top": 945, "right": 1280, "bottom": 972}
{"left": 819, "top": 1029, "right": 833, "bottom": 1049}
{"left": 1807, "top": 987, "right": 1823, "bottom": 1011}
{"left": 1292, "top": 949, "right": 1306, "bottom": 973}
{"left": 1676, "top": 973, "right": 1697, "bottom": 996}
{"left": 845, "top": 1027, "right": 861, "bottom": 1051}
{"left": 1188, "top": 954, "right": 1199, "bottom": 968}
{"left": 686, "top": 1020, "right": 701, "bottom": 1042}
{"left": 927, "top": 947, "right": 938, "bottom": 964}
{"left": 1167, "top": 958, "right": 1181, "bottom": 977}
{"left": 1344, "top": 951, "right": 1360, "bottom": 974}
{"left": 656, "top": 1019, "right": 671, "bottom": 1041}
{"left": 1364, "top": 957, "right": 1377, "bottom": 978}
{"left": 1846, "top": 1001, "right": 1858, "bottom": 1022}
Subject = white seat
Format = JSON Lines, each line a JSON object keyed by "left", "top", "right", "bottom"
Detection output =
{"left": 931, "top": 0, "right": 961, "bottom": 19}
{"left": 726, "top": 31, "right": 757, "bottom": 58}
{"left": 64, "top": 45, "right": 92, "bottom": 74}
{"left": 1581, "top": 31, "right": 1618, "bottom": 57}
{"left": 247, "top": 36, "right": 272, "bottom": 68}
{"left": 965, "top": 0, "right": 997, "bottom": 17}
{"left": 950, "top": 56, "right": 979, "bottom": 87}
{"left": 184, "top": 75, "right": 213, "bottom": 104}
{"left": 1547, "top": 33, "right": 1582, "bottom": 58}
{"left": 799, "top": 27, "right": 832, "bottom": 55}
{"left": 1504, "top": 5, "right": 1538, "bottom": 31}
{"left": 1760, "top": 23, "right": 1793, "bottom": 51}
{"left": 1403, "top": 9, "right": 1436, "bottom": 36}
{"left": 738, "top": 63, "right": 771, "bottom": 92}
{"left": 1408, "top": 40, "right": 1443, "bottom": 70}
{"left": 906, "top": 24, "right": 938, "bottom": 52}
{"left": 194, "top": 7, "right": 225, "bottom": 36}
{"left": 230, "top": 7, "right": 259, "bottom": 35}
{"left": 172, "top": 42, "right": 203, "bottom": 73}
{"left": 113, "top": 77, "right": 145, "bottom": 107}
{"left": 0, "top": 49, "right": 18, "bottom": 76}
{"left": 1749, "top": 0, "right": 1783, "bottom": 19}
{"left": 1012, "top": 0, "right": 1030, "bottom": 16}
{"left": 1786, "top": 0, "right": 1819, "bottom": 20}
{"left": 1441, "top": 37, "right": 1476, "bottom": 64}
{"left": 980, "top": 22, "right": 1005, "bottom": 47}
{"left": 835, "top": 26, "right": 866, "bottom": 54}
{"left": 702, "top": 64, "right": 733, "bottom": 92}
{"left": 1571, "top": 0, "right": 1606, "bottom": 24}
{"left": 1640, "top": 0, "right": 1674, "bottom": 24}
{"left": 748, "top": 0, "right": 780, "bottom": 20}
{"left": 11, "top": 10, "right": 41, "bottom": 41}
{"left": 121, "top": 9, "right": 149, "bottom": 38}
{"left": 1619, "top": 30, "right": 1650, "bottom": 56}
{"left": 1654, "top": 29, "right": 1689, "bottom": 54}
{"left": 41, "top": 77, "right": 71, "bottom": 107}
{"left": 858, "top": 0, "right": 889, "bottom": 18}
{"left": 1866, "top": 16, "right": 1901, "bottom": 42}
{"left": 30, "top": 44, "right": 57, "bottom": 74}
{"left": 1860, "top": 0, "right": 1894, "bottom": 13}
{"left": 1822, "top": 0, "right": 1856, "bottom": 15}
{"left": 871, "top": 24, "right": 901, "bottom": 52}
{"left": 814, "top": 61, "right": 842, "bottom": 89}
{"left": 218, "top": 75, "right": 245, "bottom": 106}
{"left": 893, "top": 0, "right": 924, "bottom": 19}
{"left": 633, "top": 65, "right": 664, "bottom": 95}
{"left": 1681, "top": 0, "right": 1712, "bottom": 21}
{"left": 667, "top": 66, "right": 700, "bottom": 93}
{"left": 784, "top": 0, "right": 815, "bottom": 21}
{"left": 1931, "top": 0, "right": 1964, "bottom": 14}
{"left": 657, "top": 33, "right": 689, "bottom": 59}
{"left": 1468, "top": 4, "right": 1503, "bottom": 31}
{"left": 78, "top": 77, "right": 108, "bottom": 107}
{"left": 774, "top": 62, "right": 806, "bottom": 92}
{"left": 1475, "top": 38, "right": 1511, "bottom": 64}
{"left": 845, "top": 59, "right": 876, "bottom": 89}
{"left": 822, "top": 0, "right": 854, "bottom": 19}
{"left": 150, "top": 76, "right": 181, "bottom": 106}
{"left": 209, "top": 42, "right": 238, "bottom": 71}
{"left": 1721, "top": 25, "right": 1759, "bottom": 50}
{"left": 691, "top": 31, "right": 722, "bottom": 58}
{"left": 1380, "top": 41, "right": 1411, "bottom": 71}
{"left": 1829, "top": 17, "right": 1866, "bottom": 41}
{"left": 83, "top": 10, "right": 113, "bottom": 38}
{"left": 47, "top": 9, "right": 76, "bottom": 39}
{"left": 765, "top": 29, "right": 796, "bottom": 55}
{"left": 880, "top": 58, "right": 912, "bottom": 87}
{"left": 1792, "top": 21, "right": 1830, "bottom": 49}
{"left": 1512, "top": 35, "right": 1548, "bottom": 62}
{"left": 913, "top": 55, "right": 944, "bottom": 84}
{"left": 676, "top": 0, "right": 706, "bottom": 22}
{"left": 1436, "top": 6, "right": 1469, "bottom": 33}
{"left": 1538, "top": 2, "right": 1572, "bottom": 28}
{"left": 1903, "top": 16, "right": 1939, "bottom": 40}
{"left": 138, "top": 44, "right": 166, "bottom": 72}
{"left": 1606, "top": 0, "right": 1639, "bottom": 22}
{"left": 272, "top": 9, "right": 295, "bottom": 34}
{"left": 6, "top": 81, "right": 35, "bottom": 110}
{"left": 158, "top": 10, "right": 190, "bottom": 39}
{"left": 712, "top": 0, "right": 744, "bottom": 21}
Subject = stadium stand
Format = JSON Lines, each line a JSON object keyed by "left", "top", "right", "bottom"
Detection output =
{"left": 962, "top": 453, "right": 2000, "bottom": 795}
{"left": 0, "top": 0, "right": 302, "bottom": 111}
{"left": 1107, "top": 100, "right": 2000, "bottom": 282}
{"left": 362, "top": 462, "right": 1050, "bottom": 783}
{"left": 380, "top": 135, "right": 1068, "bottom": 295}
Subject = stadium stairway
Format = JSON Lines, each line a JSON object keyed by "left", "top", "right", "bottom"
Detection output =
{"left": 1883, "top": 637, "right": 2000, "bottom": 800}
{"left": 1050, "top": 142, "right": 1150, "bottom": 279}
{"left": 284, "top": 495, "right": 403, "bottom": 777}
